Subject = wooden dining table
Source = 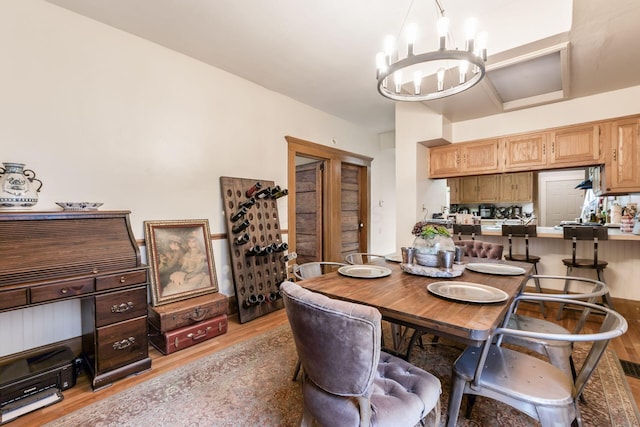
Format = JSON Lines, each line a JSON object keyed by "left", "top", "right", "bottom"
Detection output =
{"left": 299, "top": 258, "right": 533, "bottom": 353}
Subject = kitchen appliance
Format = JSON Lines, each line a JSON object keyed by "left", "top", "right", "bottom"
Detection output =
{"left": 479, "top": 204, "right": 494, "bottom": 219}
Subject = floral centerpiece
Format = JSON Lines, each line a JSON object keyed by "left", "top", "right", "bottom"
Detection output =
{"left": 411, "top": 221, "right": 455, "bottom": 267}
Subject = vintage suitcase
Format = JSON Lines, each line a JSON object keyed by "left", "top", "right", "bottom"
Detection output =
{"left": 148, "top": 293, "right": 228, "bottom": 333}
{"left": 149, "top": 314, "right": 228, "bottom": 355}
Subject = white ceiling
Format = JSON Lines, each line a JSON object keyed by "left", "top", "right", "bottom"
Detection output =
{"left": 45, "top": 0, "right": 640, "bottom": 134}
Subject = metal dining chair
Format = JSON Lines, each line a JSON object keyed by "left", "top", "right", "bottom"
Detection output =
{"left": 344, "top": 253, "right": 386, "bottom": 265}
{"left": 501, "top": 275, "right": 609, "bottom": 379}
{"left": 292, "top": 261, "right": 346, "bottom": 281}
{"left": 446, "top": 295, "right": 628, "bottom": 427}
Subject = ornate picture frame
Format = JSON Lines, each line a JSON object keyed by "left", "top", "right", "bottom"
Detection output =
{"left": 144, "top": 219, "right": 218, "bottom": 306}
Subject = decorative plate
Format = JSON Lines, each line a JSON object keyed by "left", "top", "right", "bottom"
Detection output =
{"left": 465, "top": 262, "right": 526, "bottom": 276}
{"left": 338, "top": 265, "right": 392, "bottom": 279}
{"left": 401, "top": 263, "right": 465, "bottom": 278}
{"left": 55, "top": 202, "right": 103, "bottom": 211}
{"left": 427, "top": 281, "right": 509, "bottom": 303}
{"left": 384, "top": 253, "right": 402, "bottom": 263}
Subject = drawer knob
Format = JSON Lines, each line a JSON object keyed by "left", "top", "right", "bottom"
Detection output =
{"left": 60, "top": 288, "right": 68, "bottom": 294}
{"left": 112, "top": 337, "right": 135, "bottom": 350}
{"left": 92, "top": 268, "right": 99, "bottom": 274}
{"left": 120, "top": 276, "right": 126, "bottom": 283}
{"left": 111, "top": 302, "right": 134, "bottom": 313}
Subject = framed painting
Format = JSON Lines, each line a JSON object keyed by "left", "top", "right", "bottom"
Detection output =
{"left": 144, "top": 219, "right": 218, "bottom": 306}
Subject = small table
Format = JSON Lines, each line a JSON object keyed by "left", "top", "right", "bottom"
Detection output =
{"left": 299, "top": 258, "right": 532, "bottom": 351}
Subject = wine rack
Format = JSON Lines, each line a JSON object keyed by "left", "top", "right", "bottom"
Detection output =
{"left": 220, "top": 176, "right": 290, "bottom": 323}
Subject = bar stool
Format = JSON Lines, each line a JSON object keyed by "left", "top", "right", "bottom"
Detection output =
{"left": 452, "top": 223, "right": 481, "bottom": 240}
{"left": 502, "top": 224, "right": 546, "bottom": 316}
{"left": 558, "top": 225, "right": 614, "bottom": 318}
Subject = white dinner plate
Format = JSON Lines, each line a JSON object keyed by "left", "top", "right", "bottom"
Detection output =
{"left": 338, "top": 265, "right": 392, "bottom": 279}
{"left": 384, "top": 253, "right": 402, "bottom": 263}
{"left": 427, "top": 281, "right": 509, "bottom": 303}
{"left": 465, "top": 262, "right": 526, "bottom": 276}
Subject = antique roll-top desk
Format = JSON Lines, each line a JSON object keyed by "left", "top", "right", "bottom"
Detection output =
{"left": 0, "top": 210, "right": 151, "bottom": 390}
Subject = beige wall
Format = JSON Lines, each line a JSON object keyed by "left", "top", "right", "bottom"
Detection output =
{"left": 0, "top": 0, "right": 392, "bottom": 355}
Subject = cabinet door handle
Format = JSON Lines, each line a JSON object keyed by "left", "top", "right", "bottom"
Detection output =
{"left": 112, "top": 337, "right": 135, "bottom": 350}
{"left": 613, "top": 148, "right": 617, "bottom": 162}
{"left": 551, "top": 142, "right": 555, "bottom": 153}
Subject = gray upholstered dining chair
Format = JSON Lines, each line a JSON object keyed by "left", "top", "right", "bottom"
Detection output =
{"left": 344, "top": 253, "right": 386, "bottom": 265}
{"left": 280, "top": 281, "right": 442, "bottom": 427}
{"left": 292, "top": 261, "right": 346, "bottom": 281}
{"left": 446, "top": 295, "right": 627, "bottom": 427}
{"left": 501, "top": 275, "right": 609, "bottom": 379}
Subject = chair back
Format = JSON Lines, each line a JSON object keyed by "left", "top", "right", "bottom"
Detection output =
{"left": 453, "top": 224, "right": 481, "bottom": 240}
{"left": 490, "top": 295, "right": 627, "bottom": 398}
{"left": 502, "top": 224, "right": 536, "bottom": 259}
{"left": 292, "top": 262, "right": 346, "bottom": 280}
{"left": 344, "top": 253, "right": 386, "bottom": 265}
{"left": 454, "top": 239, "right": 503, "bottom": 259}
{"left": 563, "top": 225, "right": 608, "bottom": 266}
{"left": 280, "top": 281, "right": 381, "bottom": 396}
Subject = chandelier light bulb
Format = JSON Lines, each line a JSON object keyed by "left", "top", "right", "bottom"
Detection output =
{"left": 413, "top": 70, "right": 422, "bottom": 95}
{"left": 394, "top": 70, "right": 403, "bottom": 93}
{"left": 437, "top": 68, "right": 445, "bottom": 91}
{"left": 437, "top": 17, "right": 449, "bottom": 50}
{"left": 465, "top": 17, "right": 478, "bottom": 52}
{"left": 376, "top": 52, "right": 387, "bottom": 78}
{"left": 383, "top": 35, "right": 396, "bottom": 61}
{"left": 477, "top": 31, "right": 488, "bottom": 61}
{"left": 406, "top": 23, "right": 418, "bottom": 56}
{"left": 459, "top": 60, "right": 469, "bottom": 84}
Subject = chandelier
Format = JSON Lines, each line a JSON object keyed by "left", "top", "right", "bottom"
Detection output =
{"left": 376, "top": 0, "right": 488, "bottom": 102}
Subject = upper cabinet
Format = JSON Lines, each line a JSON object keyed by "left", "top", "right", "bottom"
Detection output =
{"left": 429, "top": 122, "right": 605, "bottom": 179}
{"left": 548, "top": 124, "right": 601, "bottom": 167}
{"left": 605, "top": 118, "right": 640, "bottom": 193}
{"left": 502, "top": 132, "right": 548, "bottom": 171}
{"left": 429, "top": 139, "right": 500, "bottom": 178}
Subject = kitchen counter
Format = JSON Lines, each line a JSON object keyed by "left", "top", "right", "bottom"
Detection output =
{"left": 480, "top": 225, "right": 640, "bottom": 241}
{"left": 470, "top": 224, "right": 640, "bottom": 301}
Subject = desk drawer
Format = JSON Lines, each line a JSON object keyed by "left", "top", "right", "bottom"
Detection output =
{"left": 30, "top": 278, "right": 95, "bottom": 304}
{"left": 96, "top": 270, "right": 147, "bottom": 292}
{"left": 95, "top": 286, "right": 147, "bottom": 327}
{"left": 96, "top": 316, "right": 148, "bottom": 373}
{"left": 0, "top": 288, "right": 28, "bottom": 310}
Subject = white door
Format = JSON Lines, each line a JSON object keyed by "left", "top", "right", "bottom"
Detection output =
{"left": 539, "top": 170, "right": 585, "bottom": 226}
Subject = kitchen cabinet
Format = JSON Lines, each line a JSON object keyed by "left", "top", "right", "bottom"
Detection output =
{"left": 548, "top": 124, "right": 601, "bottom": 167}
{"left": 448, "top": 178, "right": 461, "bottom": 204}
{"left": 429, "top": 139, "right": 500, "bottom": 178}
{"left": 605, "top": 118, "right": 640, "bottom": 193}
{"left": 502, "top": 132, "right": 548, "bottom": 171}
{"left": 459, "top": 175, "right": 500, "bottom": 203}
{"left": 500, "top": 172, "right": 534, "bottom": 202}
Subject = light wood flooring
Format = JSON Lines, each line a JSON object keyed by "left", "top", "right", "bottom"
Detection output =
{"left": 9, "top": 297, "right": 640, "bottom": 426}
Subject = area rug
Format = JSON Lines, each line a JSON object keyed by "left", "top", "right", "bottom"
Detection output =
{"left": 45, "top": 324, "right": 640, "bottom": 427}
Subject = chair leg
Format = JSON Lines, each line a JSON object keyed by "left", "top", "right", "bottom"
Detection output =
{"left": 532, "top": 265, "right": 547, "bottom": 317}
{"left": 446, "top": 374, "right": 466, "bottom": 427}
{"left": 597, "top": 269, "right": 615, "bottom": 310}
{"left": 556, "top": 267, "right": 572, "bottom": 320}
{"left": 292, "top": 359, "right": 301, "bottom": 382}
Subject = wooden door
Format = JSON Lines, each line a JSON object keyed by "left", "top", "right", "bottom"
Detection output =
{"left": 476, "top": 175, "right": 500, "bottom": 202}
{"left": 460, "top": 176, "right": 478, "bottom": 203}
{"left": 295, "top": 161, "right": 323, "bottom": 264}
{"left": 461, "top": 139, "right": 501, "bottom": 174}
{"left": 428, "top": 144, "right": 461, "bottom": 178}
{"left": 340, "top": 163, "right": 366, "bottom": 259}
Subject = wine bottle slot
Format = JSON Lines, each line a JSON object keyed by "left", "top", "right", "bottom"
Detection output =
{"left": 269, "top": 292, "right": 279, "bottom": 302}
{"left": 245, "top": 182, "right": 262, "bottom": 198}
{"left": 232, "top": 219, "right": 250, "bottom": 234}
{"left": 230, "top": 207, "right": 248, "bottom": 222}
{"left": 274, "top": 242, "right": 288, "bottom": 252}
{"left": 233, "top": 233, "right": 250, "bottom": 245}
{"left": 254, "top": 187, "right": 272, "bottom": 199}
{"left": 247, "top": 294, "right": 258, "bottom": 305}
{"left": 271, "top": 188, "right": 289, "bottom": 199}
{"left": 238, "top": 197, "right": 256, "bottom": 209}
{"left": 245, "top": 246, "right": 260, "bottom": 256}
{"left": 256, "top": 294, "right": 266, "bottom": 303}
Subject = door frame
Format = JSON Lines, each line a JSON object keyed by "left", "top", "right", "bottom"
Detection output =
{"left": 286, "top": 136, "right": 372, "bottom": 262}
